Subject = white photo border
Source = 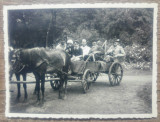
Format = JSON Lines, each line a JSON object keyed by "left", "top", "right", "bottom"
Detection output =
{"left": 3, "top": 3, "right": 158, "bottom": 119}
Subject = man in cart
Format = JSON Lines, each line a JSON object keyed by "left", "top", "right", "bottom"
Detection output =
{"left": 81, "top": 39, "right": 90, "bottom": 60}
{"left": 104, "top": 39, "right": 126, "bottom": 62}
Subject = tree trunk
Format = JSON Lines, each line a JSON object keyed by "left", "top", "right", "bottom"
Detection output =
{"left": 46, "top": 11, "right": 53, "bottom": 48}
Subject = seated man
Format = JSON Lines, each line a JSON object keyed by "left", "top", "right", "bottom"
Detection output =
{"left": 81, "top": 39, "right": 91, "bottom": 60}
{"left": 104, "top": 39, "right": 126, "bottom": 62}
{"left": 71, "top": 41, "right": 83, "bottom": 61}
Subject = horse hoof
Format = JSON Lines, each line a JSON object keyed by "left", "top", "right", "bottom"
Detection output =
{"left": 33, "top": 92, "right": 36, "bottom": 95}
{"left": 15, "top": 98, "right": 20, "bottom": 103}
{"left": 58, "top": 96, "right": 61, "bottom": 99}
{"left": 41, "top": 98, "right": 45, "bottom": 103}
{"left": 62, "top": 96, "right": 66, "bottom": 100}
{"left": 58, "top": 95, "right": 66, "bottom": 100}
{"left": 23, "top": 98, "right": 27, "bottom": 102}
{"left": 58, "top": 95, "right": 63, "bottom": 99}
{"left": 34, "top": 100, "right": 41, "bottom": 106}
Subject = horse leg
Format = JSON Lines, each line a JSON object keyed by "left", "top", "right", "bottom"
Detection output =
{"left": 58, "top": 63, "right": 69, "bottom": 99}
{"left": 64, "top": 76, "right": 68, "bottom": 96}
{"left": 33, "top": 74, "right": 39, "bottom": 95}
{"left": 9, "top": 70, "right": 13, "bottom": 81}
{"left": 33, "top": 83, "right": 37, "bottom": 95}
{"left": 15, "top": 73, "right": 21, "bottom": 101}
{"left": 58, "top": 79, "right": 63, "bottom": 99}
{"left": 58, "top": 75, "right": 67, "bottom": 100}
{"left": 22, "top": 73, "right": 28, "bottom": 101}
{"left": 34, "top": 72, "right": 41, "bottom": 102}
{"left": 40, "top": 74, "right": 45, "bottom": 102}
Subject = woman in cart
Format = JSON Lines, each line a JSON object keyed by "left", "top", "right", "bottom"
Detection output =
{"left": 66, "top": 39, "right": 74, "bottom": 58}
{"left": 71, "top": 41, "right": 83, "bottom": 61}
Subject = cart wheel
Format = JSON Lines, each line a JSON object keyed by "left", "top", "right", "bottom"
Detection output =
{"left": 50, "top": 80, "right": 60, "bottom": 90}
{"left": 82, "top": 69, "right": 91, "bottom": 93}
{"left": 108, "top": 62, "right": 123, "bottom": 86}
{"left": 93, "top": 73, "right": 99, "bottom": 82}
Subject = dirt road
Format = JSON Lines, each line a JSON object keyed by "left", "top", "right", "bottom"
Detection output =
{"left": 9, "top": 70, "right": 152, "bottom": 114}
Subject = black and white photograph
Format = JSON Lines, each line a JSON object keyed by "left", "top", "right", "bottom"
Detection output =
{"left": 4, "top": 3, "right": 157, "bottom": 119}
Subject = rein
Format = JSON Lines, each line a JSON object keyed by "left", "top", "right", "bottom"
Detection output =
{"left": 45, "top": 62, "right": 69, "bottom": 75}
{"left": 16, "top": 64, "right": 25, "bottom": 73}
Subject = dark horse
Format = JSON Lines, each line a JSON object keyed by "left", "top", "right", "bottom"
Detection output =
{"left": 12, "top": 47, "right": 70, "bottom": 103}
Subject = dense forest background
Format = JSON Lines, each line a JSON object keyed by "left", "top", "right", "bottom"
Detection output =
{"left": 8, "top": 8, "right": 153, "bottom": 70}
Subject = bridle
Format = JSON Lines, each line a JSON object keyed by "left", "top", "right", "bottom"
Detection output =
{"left": 12, "top": 49, "right": 26, "bottom": 73}
{"left": 16, "top": 63, "right": 26, "bottom": 73}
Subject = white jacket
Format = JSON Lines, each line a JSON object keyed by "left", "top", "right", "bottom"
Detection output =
{"left": 81, "top": 45, "right": 90, "bottom": 57}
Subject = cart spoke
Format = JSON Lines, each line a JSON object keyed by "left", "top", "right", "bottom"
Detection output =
{"left": 116, "top": 76, "right": 120, "bottom": 84}
{"left": 112, "top": 75, "right": 116, "bottom": 85}
{"left": 117, "top": 75, "right": 122, "bottom": 82}
{"left": 116, "top": 73, "right": 122, "bottom": 77}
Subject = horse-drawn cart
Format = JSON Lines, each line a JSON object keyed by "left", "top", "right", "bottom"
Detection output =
{"left": 9, "top": 47, "right": 124, "bottom": 101}
{"left": 49, "top": 58, "right": 123, "bottom": 93}
{"left": 9, "top": 48, "right": 124, "bottom": 102}
{"left": 10, "top": 53, "right": 124, "bottom": 94}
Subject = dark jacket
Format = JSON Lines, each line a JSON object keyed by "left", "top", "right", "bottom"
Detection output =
{"left": 73, "top": 47, "right": 83, "bottom": 56}
{"left": 66, "top": 45, "right": 74, "bottom": 57}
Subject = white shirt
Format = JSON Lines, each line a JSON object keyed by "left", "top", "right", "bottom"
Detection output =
{"left": 107, "top": 45, "right": 125, "bottom": 57}
{"left": 81, "top": 45, "right": 90, "bottom": 57}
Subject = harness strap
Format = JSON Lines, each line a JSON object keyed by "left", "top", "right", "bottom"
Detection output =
{"left": 17, "top": 64, "right": 25, "bottom": 73}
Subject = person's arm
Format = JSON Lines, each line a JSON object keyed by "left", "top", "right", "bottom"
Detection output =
{"left": 115, "top": 47, "right": 126, "bottom": 57}
{"left": 106, "top": 46, "right": 113, "bottom": 55}
{"left": 76, "top": 48, "right": 83, "bottom": 58}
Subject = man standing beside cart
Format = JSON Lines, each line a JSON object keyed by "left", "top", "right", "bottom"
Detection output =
{"left": 105, "top": 39, "right": 126, "bottom": 62}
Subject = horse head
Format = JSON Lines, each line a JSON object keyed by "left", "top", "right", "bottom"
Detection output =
{"left": 11, "top": 49, "right": 25, "bottom": 74}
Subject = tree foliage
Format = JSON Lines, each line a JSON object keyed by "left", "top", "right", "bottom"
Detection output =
{"left": 8, "top": 8, "right": 153, "bottom": 68}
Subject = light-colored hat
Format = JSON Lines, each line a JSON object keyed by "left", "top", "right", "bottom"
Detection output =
{"left": 67, "top": 39, "right": 73, "bottom": 44}
{"left": 82, "top": 39, "right": 87, "bottom": 43}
